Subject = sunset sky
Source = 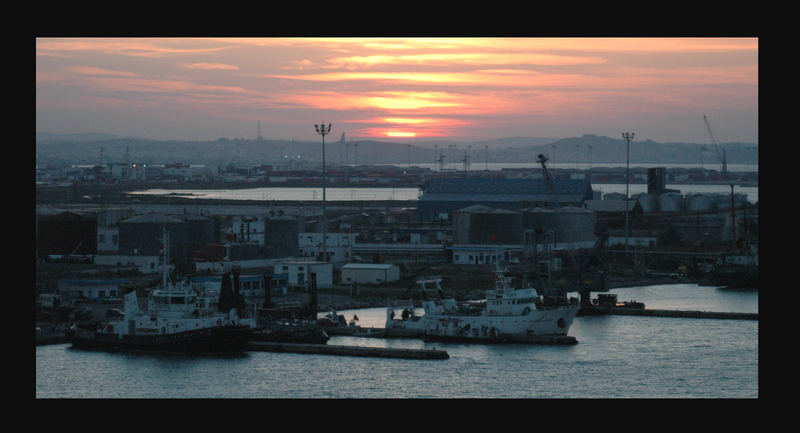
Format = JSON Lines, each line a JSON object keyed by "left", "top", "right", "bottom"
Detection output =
{"left": 36, "top": 37, "right": 758, "bottom": 144}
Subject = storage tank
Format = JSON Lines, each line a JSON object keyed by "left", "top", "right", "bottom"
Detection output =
{"left": 637, "top": 194, "right": 658, "bottom": 213}
{"left": 554, "top": 206, "right": 597, "bottom": 244}
{"left": 522, "top": 207, "right": 558, "bottom": 232}
{"left": 658, "top": 193, "right": 683, "bottom": 212}
{"left": 469, "top": 208, "right": 523, "bottom": 244}
{"left": 687, "top": 194, "right": 716, "bottom": 212}
{"left": 264, "top": 217, "right": 300, "bottom": 258}
{"left": 119, "top": 213, "right": 189, "bottom": 270}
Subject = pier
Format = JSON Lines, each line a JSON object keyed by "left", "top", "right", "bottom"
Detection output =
{"left": 324, "top": 326, "right": 578, "bottom": 345}
{"left": 580, "top": 307, "right": 757, "bottom": 320}
{"left": 246, "top": 341, "right": 449, "bottom": 360}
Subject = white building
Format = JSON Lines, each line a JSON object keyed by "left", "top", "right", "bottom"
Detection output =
{"left": 451, "top": 245, "right": 510, "bottom": 265}
{"left": 275, "top": 261, "right": 333, "bottom": 289}
{"left": 94, "top": 254, "right": 165, "bottom": 274}
{"left": 298, "top": 232, "right": 356, "bottom": 263}
{"left": 57, "top": 278, "right": 128, "bottom": 301}
{"left": 97, "top": 226, "right": 119, "bottom": 252}
{"left": 341, "top": 263, "right": 400, "bottom": 285}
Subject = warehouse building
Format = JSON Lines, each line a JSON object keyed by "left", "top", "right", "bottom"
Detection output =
{"left": 341, "top": 263, "right": 400, "bottom": 285}
{"left": 417, "top": 176, "right": 593, "bottom": 221}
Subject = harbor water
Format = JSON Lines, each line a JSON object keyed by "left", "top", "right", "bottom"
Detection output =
{"left": 36, "top": 283, "right": 757, "bottom": 398}
{"left": 129, "top": 183, "right": 759, "bottom": 204}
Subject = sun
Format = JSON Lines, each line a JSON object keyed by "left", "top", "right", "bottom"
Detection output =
{"left": 386, "top": 131, "right": 416, "bottom": 138}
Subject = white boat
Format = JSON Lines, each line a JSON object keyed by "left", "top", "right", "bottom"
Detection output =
{"left": 385, "top": 267, "right": 579, "bottom": 341}
{"left": 69, "top": 227, "right": 256, "bottom": 353}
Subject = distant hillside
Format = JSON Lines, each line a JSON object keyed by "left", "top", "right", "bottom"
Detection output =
{"left": 36, "top": 132, "right": 127, "bottom": 143}
{"left": 35, "top": 132, "right": 757, "bottom": 167}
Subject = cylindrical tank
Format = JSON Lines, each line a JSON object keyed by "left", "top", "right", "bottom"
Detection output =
{"left": 264, "top": 218, "right": 300, "bottom": 257}
{"left": 687, "top": 194, "right": 716, "bottom": 212}
{"left": 470, "top": 209, "right": 522, "bottom": 244}
{"left": 637, "top": 194, "right": 658, "bottom": 213}
{"left": 554, "top": 206, "right": 596, "bottom": 244}
{"left": 658, "top": 193, "right": 683, "bottom": 212}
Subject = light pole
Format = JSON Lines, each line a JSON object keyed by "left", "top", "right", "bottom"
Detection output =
{"left": 622, "top": 132, "right": 635, "bottom": 254}
{"left": 315, "top": 122, "right": 331, "bottom": 262}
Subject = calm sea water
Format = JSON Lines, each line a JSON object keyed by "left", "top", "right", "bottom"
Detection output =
{"left": 36, "top": 284, "right": 758, "bottom": 398}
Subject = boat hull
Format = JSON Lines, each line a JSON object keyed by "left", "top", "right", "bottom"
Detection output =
{"left": 69, "top": 325, "right": 253, "bottom": 354}
{"left": 387, "top": 307, "right": 579, "bottom": 340}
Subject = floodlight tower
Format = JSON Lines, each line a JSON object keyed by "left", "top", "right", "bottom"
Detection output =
{"left": 622, "top": 132, "right": 635, "bottom": 254}
{"left": 314, "top": 122, "right": 332, "bottom": 262}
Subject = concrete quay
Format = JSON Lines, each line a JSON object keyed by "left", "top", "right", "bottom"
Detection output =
{"left": 581, "top": 306, "right": 757, "bottom": 320}
{"left": 325, "top": 326, "right": 577, "bottom": 345}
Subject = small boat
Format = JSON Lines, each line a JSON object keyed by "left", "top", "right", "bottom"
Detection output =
{"left": 385, "top": 266, "right": 579, "bottom": 342}
{"left": 68, "top": 226, "right": 255, "bottom": 354}
{"left": 69, "top": 287, "right": 255, "bottom": 354}
{"left": 317, "top": 311, "right": 348, "bottom": 328}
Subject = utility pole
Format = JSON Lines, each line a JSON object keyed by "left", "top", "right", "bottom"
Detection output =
{"left": 314, "top": 122, "right": 331, "bottom": 262}
{"left": 622, "top": 132, "right": 635, "bottom": 254}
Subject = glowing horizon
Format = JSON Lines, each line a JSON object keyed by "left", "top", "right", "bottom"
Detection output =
{"left": 36, "top": 37, "right": 758, "bottom": 144}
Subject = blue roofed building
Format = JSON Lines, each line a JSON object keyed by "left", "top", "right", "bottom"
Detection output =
{"left": 417, "top": 177, "right": 593, "bottom": 222}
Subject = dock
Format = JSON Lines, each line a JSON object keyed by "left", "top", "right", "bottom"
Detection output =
{"left": 246, "top": 341, "right": 449, "bottom": 360}
{"left": 581, "top": 307, "right": 757, "bottom": 320}
{"left": 324, "top": 326, "right": 576, "bottom": 344}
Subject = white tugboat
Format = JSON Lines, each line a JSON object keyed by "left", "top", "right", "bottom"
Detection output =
{"left": 69, "top": 227, "right": 255, "bottom": 353}
{"left": 385, "top": 267, "right": 579, "bottom": 342}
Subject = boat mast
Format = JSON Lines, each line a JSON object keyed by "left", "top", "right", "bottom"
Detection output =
{"left": 162, "top": 225, "right": 170, "bottom": 305}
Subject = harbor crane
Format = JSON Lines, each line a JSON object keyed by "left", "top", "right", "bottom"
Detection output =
{"left": 703, "top": 115, "right": 728, "bottom": 175}
{"left": 537, "top": 153, "right": 556, "bottom": 208}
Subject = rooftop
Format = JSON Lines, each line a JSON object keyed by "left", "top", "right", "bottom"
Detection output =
{"left": 341, "top": 263, "right": 396, "bottom": 270}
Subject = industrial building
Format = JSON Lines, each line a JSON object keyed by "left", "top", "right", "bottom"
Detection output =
{"left": 417, "top": 176, "right": 593, "bottom": 221}
{"left": 341, "top": 263, "right": 400, "bottom": 285}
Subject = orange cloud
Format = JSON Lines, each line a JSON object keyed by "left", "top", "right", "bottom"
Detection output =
{"left": 326, "top": 52, "right": 606, "bottom": 70}
{"left": 36, "top": 38, "right": 231, "bottom": 58}
{"left": 182, "top": 63, "right": 239, "bottom": 70}
{"left": 71, "top": 66, "right": 139, "bottom": 77}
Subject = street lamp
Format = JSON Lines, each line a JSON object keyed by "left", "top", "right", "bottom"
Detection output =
{"left": 314, "top": 122, "right": 331, "bottom": 262}
{"left": 622, "top": 132, "right": 635, "bottom": 254}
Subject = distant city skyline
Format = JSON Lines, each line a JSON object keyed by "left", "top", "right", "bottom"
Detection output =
{"left": 36, "top": 37, "right": 758, "bottom": 144}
